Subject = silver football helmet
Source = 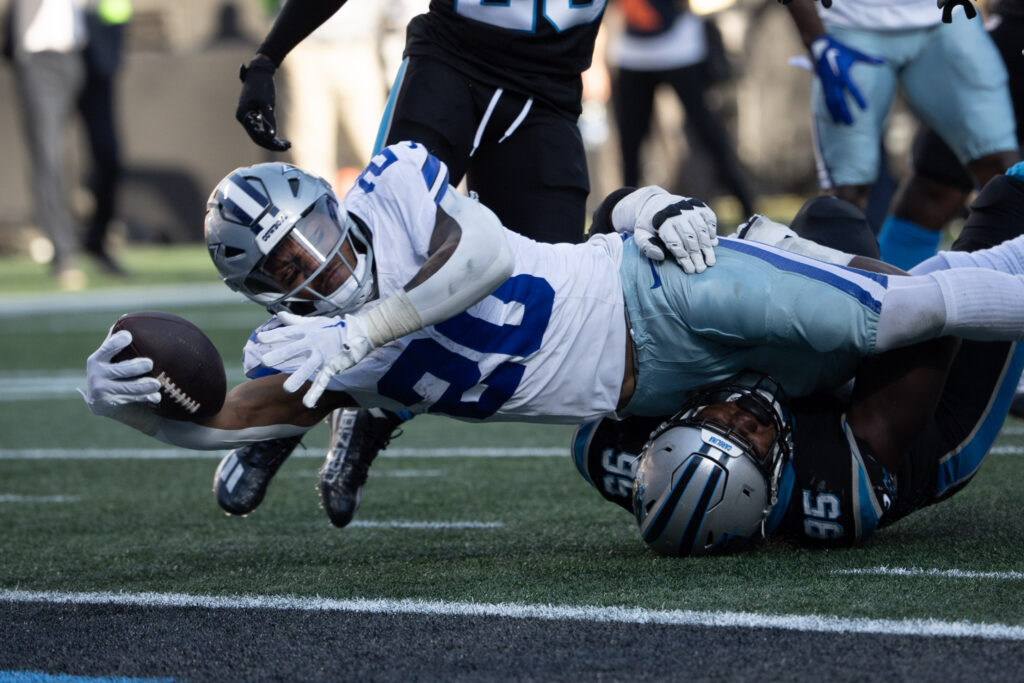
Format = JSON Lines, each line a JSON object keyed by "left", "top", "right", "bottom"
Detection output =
{"left": 205, "top": 163, "right": 375, "bottom": 316}
{"left": 632, "top": 372, "right": 793, "bottom": 557}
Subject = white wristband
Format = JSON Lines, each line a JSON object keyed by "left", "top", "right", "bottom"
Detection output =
{"left": 359, "top": 291, "right": 423, "bottom": 347}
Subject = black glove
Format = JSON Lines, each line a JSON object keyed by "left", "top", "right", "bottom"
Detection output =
{"left": 235, "top": 56, "right": 291, "bottom": 152}
{"left": 937, "top": 0, "right": 978, "bottom": 23}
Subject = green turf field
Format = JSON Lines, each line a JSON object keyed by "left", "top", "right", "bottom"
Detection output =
{"left": 2, "top": 246, "right": 1023, "bottom": 634}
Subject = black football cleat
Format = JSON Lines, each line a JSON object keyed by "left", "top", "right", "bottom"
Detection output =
{"left": 319, "top": 408, "right": 404, "bottom": 527}
{"left": 213, "top": 435, "right": 302, "bottom": 515}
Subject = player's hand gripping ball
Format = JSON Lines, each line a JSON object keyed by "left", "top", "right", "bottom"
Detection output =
{"left": 111, "top": 311, "right": 227, "bottom": 421}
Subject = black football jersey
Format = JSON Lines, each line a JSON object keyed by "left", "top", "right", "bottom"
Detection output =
{"left": 403, "top": 0, "right": 607, "bottom": 116}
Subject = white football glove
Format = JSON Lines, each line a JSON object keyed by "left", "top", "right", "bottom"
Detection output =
{"left": 257, "top": 311, "right": 373, "bottom": 409}
{"left": 80, "top": 328, "right": 163, "bottom": 433}
{"left": 611, "top": 186, "right": 718, "bottom": 274}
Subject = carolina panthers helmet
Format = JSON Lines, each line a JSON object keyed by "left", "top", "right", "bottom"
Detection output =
{"left": 205, "top": 163, "right": 374, "bottom": 316}
{"left": 632, "top": 372, "right": 793, "bottom": 557}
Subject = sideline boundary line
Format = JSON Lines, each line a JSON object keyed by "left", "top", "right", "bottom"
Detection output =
{"left": 2, "top": 589, "right": 1023, "bottom": 640}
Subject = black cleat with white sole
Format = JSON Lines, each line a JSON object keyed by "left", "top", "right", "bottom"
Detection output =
{"left": 213, "top": 435, "right": 302, "bottom": 515}
{"left": 319, "top": 407, "right": 404, "bottom": 527}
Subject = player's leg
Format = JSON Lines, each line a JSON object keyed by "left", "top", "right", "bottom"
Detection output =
{"left": 809, "top": 26, "right": 898, "bottom": 211}
{"left": 668, "top": 64, "right": 755, "bottom": 217}
{"left": 315, "top": 56, "right": 483, "bottom": 529}
{"left": 883, "top": 206, "right": 1024, "bottom": 525}
{"left": 612, "top": 67, "right": 658, "bottom": 187}
{"left": 789, "top": 195, "right": 880, "bottom": 259}
{"left": 213, "top": 434, "right": 304, "bottom": 515}
{"left": 879, "top": 126, "right": 971, "bottom": 270}
{"left": 375, "top": 56, "right": 478, "bottom": 182}
{"left": 319, "top": 406, "right": 406, "bottom": 526}
{"left": 466, "top": 103, "right": 589, "bottom": 244}
{"left": 882, "top": 17, "right": 1019, "bottom": 269}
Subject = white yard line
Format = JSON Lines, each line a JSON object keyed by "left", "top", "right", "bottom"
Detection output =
{"left": 0, "top": 494, "right": 81, "bottom": 503}
{"left": 834, "top": 566, "right": 1024, "bottom": 581}
{"left": 0, "top": 284, "right": 244, "bottom": 318}
{"left": 348, "top": 528, "right": 503, "bottom": 532}
{"left": 0, "top": 372, "right": 248, "bottom": 401}
{"left": 1, "top": 589, "right": 1022, "bottom": 640}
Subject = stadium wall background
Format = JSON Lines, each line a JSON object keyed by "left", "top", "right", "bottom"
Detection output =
{"left": 0, "top": 0, "right": 901, "bottom": 252}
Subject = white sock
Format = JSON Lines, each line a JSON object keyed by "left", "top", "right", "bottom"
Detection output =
{"left": 877, "top": 268, "right": 1024, "bottom": 351}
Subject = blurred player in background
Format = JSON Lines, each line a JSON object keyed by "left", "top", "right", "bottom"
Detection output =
{"left": 83, "top": 147, "right": 1024, "bottom": 532}
{"left": 79, "top": 0, "right": 131, "bottom": 277}
{"left": 784, "top": 0, "right": 1019, "bottom": 268}
{"left": 575, "top": 168, "right": 1024, "bottom": 555}
{"left": 7, "top": 0, "right": 89, "bottom": 290}
{"left": 610, "top": 0, "right": 755, "bottom": 217}
{"left": 231, "top": 0, "right": 616, "bottom": 530}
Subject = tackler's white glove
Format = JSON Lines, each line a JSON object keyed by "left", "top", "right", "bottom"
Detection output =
{"left": 257, "top": 311, "right": 373, "bottom": 409}
{"left": 611, "top": 186, "right": 718, "bottom": 274}
{"left": 79, "top": 329, "right": 163, "bottom": 433}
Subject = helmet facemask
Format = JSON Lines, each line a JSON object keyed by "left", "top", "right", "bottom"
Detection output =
{"left": 205, "top": 163, "right": 375, "bottom": 317}
{"left": 632, "top": 372, "right": 793, "bottom": 557}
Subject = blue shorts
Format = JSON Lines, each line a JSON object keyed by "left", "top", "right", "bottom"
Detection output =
{"left": 815, "top": 18, "right": 1016, "bottom": 188}
{"left": 618, "top": 237, "right": 886, "bottom": 416}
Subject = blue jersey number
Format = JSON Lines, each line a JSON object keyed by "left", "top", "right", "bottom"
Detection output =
{"left": 377, "top": 274, "right": 554, "bottom": 419}
{"left": 455, "top": 0, "right": 606, "bottom": 33}
{"left": 356, "top": 147, "right": 400, "bottom": 193}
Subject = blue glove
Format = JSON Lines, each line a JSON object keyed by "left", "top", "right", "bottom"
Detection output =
{"left": 810, "top": 35, "right": 885, "bottom": 125}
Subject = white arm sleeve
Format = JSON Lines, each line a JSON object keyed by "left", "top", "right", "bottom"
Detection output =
{"left": 736, "top": 214, "right": 854, "bottom": 266}
{"left": 358, "top": 189, "right": 515, "bottom": 347}
{"left": 150, "top": 419, "right": 310, "bottom": 450}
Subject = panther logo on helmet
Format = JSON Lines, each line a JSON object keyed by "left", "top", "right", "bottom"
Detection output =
{"left": 632, "top": 372, "right": 793, "bottom": 557}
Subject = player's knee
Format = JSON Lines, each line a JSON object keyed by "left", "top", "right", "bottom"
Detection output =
{"left": 954, "top": 172, "right": 1024, "bottom": 252}
{"left": 790, "top": 195, "right": 879, "bottom": 259}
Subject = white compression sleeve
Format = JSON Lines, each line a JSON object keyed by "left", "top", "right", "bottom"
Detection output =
{"left": 151, "top": 420, "right": 310, "bottom": 450}
{"left": 357, "top": 189, "right": 515, "bottom": 348}
{"left": 876, "top": 268, "right": 1024, "bottom": 352}
{"left": 911, "top": 234, "right": 1024, "bottom": 277}
{"left": 734, "top": 215, "right": 854, "bottom": 266}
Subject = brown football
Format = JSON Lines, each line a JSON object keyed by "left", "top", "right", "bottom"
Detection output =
{"left": 111, "top": 311, "right": 227, "bottom": 421}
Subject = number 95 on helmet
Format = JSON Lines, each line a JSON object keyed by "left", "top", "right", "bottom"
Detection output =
{"left": 632, "top": 372, "right": 793, "bottom": 557}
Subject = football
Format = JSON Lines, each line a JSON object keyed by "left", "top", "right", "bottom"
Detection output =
{"left": 111, "top": 311, "right": 227, "bottom": 421}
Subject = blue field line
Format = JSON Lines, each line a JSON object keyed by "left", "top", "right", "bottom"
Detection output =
{"left": 1, "top": 589, "right": 1023, "bottom": 641}
{"left": 0, "top": 673, "right": 173, "bottom": 683}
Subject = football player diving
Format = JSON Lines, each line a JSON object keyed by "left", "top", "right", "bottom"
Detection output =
{"left": 83, "top": 143, "right": 1024, "bottom": 543}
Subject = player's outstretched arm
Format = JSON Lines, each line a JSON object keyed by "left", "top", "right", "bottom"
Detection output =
{"left": 82, "top": 328, "right": 349, "bottom": 449}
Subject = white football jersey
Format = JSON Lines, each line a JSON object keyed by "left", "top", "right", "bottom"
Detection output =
{"left": 245, "top": 141, "right": 628, "bottom": 424}
{"left": 820, "top": 0, "right": 942, "bottom": 30}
